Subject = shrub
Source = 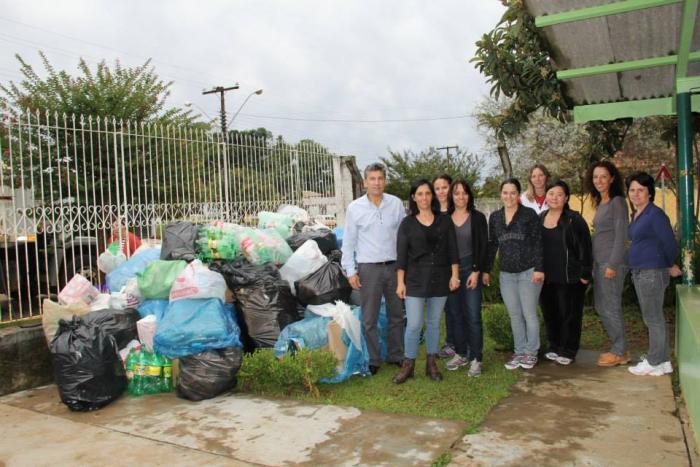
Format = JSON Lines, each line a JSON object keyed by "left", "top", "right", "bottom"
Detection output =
{"left": 238, "top": 347, "right": 337, "bottom": 397}
{"left": 482, "top": 303, "right": 548, "bottom": 352}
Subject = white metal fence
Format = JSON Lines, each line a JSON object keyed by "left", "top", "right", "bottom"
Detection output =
{"left": 0, "top": 110, "right": 347, "bottom": 322}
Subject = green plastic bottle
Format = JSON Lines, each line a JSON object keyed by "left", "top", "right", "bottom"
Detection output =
{"left": 129, "top": 347, "right": 146, "bottom": 397}
{"left": 144, "top": 351, "right": 162, "bottom": 395}
{"left": 160, "top": 355, "right": 173, "bottom": 392}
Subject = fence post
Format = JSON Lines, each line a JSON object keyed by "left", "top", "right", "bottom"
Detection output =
{"left": 333, "top": 156, "right": 361, "bottom": 227}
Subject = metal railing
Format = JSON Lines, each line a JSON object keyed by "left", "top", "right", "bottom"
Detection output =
{"left": 0, "top": 110, "right": 344, "bottom": 322}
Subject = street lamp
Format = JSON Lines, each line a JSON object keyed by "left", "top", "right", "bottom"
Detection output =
{"left": 227, "top": 89, "right": 263, "bottom": 128}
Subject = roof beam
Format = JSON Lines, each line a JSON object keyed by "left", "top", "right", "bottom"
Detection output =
{"left": 535, "top": 0, "right": 682, "bottom": 28}
{"left": 676, "top": 0, "right": 699, "bottom": 78}
{"left": 572, "top": 95, "right": 700, "bottom": 122}
{"left": 557, "top": 51, "right": 700, "bottom": 80}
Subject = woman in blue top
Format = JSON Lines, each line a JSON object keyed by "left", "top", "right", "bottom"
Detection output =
{"left": 626, "top": 172, "right": 682, "bottom": 376}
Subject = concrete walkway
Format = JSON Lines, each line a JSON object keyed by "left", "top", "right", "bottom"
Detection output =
{"left": 0, "top": 385, "right": 464, "bottom": 466}
{"left": 451, "top": 350, "right": 693, "bottom": 466}
{"left": 0, "top": 350, "right": 695, "bottom": 466}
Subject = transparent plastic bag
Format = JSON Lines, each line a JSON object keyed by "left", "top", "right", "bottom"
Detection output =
{"left": 234, "top": 227, "right": 293, "bottom": 265}
{"left": 58, "top": 274, "right": 100, "bottom": 306}
{"left": 258, "top": 211, "right": 295, "bottom": 239}
{"left": 169, "top": 259, "right": 227, "bottom": 302}
{"left": 279, "top": 240, "right": 327, "bottom": 294}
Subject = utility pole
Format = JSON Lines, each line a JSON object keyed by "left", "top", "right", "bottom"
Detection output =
{"left": 203, "top": 84, "right": 239, "bottom": 220}
{"left": 437, "top": 145, "right": 459, "bottom": 156}
{"left": 202, "top": 84, "right": 240, "bottom": 138}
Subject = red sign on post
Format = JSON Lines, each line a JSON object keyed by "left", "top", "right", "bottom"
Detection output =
{"left": 656, "top": 164, "right": 672, "bottom": 182}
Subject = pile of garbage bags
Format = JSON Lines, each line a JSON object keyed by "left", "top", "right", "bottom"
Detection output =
{"left": 42, "top": 205, "right": 373, "bottom": 411}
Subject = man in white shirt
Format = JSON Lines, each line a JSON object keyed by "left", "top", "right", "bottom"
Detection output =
{"left": 341, "top": 162, "right": 406, "bottom": 374}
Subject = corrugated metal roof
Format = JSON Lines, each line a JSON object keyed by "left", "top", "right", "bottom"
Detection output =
{"left": 524, "top": 0, "right": 697, "bottom": 105}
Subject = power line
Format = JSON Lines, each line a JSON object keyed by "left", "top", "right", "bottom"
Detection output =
{"left": 0, "top": 15, "right": 217, "bottom": 80}
{"left": 237, "top": 113, "right": 471, "bottom": 123}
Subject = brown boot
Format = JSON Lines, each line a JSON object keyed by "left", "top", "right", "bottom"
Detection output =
{"left": 392, "top": 359, "right": 415, "bottom": 384}
{"left": 426, "top": 354, "right": 443, "bottom": 381}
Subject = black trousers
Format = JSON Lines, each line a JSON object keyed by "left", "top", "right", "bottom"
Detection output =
{"left": 539, "top": 282, "right": 586, "bottom": 359}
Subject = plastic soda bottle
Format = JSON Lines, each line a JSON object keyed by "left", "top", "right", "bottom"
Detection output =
{"left": 144, "top": 351, "right": 162, "bottom": 395}
{"left": 129, "top": 346, "right": 146, "bottom": 396}
{"left": 161, "top": 356, "right": 173, "bottom": 392}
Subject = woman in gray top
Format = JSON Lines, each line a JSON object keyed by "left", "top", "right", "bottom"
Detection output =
{"left": 585, "top": 160, "right": 630, "bottom": 367}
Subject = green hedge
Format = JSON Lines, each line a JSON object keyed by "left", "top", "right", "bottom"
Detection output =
{"left": 483, "top": 303, "right": 549, "bottom": 352}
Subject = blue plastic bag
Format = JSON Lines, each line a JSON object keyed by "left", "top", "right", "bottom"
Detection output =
{"left": 137, "top": 300, "right": 169, "bottom": 321}
{"left": 273, "top": 315, "right": 332, "bottom": 357}
{"left": 321, "top": 306, "right": 371, "bottom": 383}
{"left": 333, "top": 227, "right": 344, "bottom": 249}
{"left": 106, "top": 248, "right": 161, "bottom": 292}
{"left": 154, "top": 298, "right": 242, "bottom": 358}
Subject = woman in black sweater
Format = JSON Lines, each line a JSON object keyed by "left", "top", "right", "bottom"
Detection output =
{"left": 445, "top": 179, "right": 489, "bottom": 377}
{"left": 394, "top": 179, "right": 460, "bottom": 384}
{"left": 486, "top": 178, "right": 544, "bottom": 371}
{"left": 539, "top": 180, "right": 592, "bottom": 366}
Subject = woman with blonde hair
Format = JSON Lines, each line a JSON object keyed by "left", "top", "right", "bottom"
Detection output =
{"left": 520, "top": 164, "right": 551, "bottom": 215}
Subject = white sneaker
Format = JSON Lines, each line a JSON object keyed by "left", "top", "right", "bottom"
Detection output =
{"left": 545, "top": 352, "right": 559, "bottom": 361}
{"left": 628, "top": 359, "right": 665, "bottom": 376}
{"left": 446, "top": 354, "right": 469, "bottom": 371}
{"left": 555, "top": 356, "right": 573, "bottom": 366}
{"left": 468, "top": 359, "right": 482, "bottom": 377}
{"left": 504, "top": 354, "right": 524, "bottom": 370}
{"left": 659, "top": 361, "right": 673, "bottom": 374}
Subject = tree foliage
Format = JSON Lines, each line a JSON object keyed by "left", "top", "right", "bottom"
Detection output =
{"left": 380, "top": 147, "right": 482, "bottom": 198}
{"left": 472, "top": 0, "right": 568, "bottom": 140}
{"left": 0, "top": 51, "right": 193, "bottom": 124}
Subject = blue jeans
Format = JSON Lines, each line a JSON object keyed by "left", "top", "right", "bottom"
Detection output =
{"left": 631, "top": 268, "right": 670, "bottom": 365}
{"left": 447, "top": 256, "right": 483, "bottom": 361}
{"left": 499, "top": 268, "right": 542, "bottom": 355}
{"left": 593, "top": 263, "right": 627, "bottom": 355}
{"left": 404, "top": 296, "right": 447, "bottom": 359}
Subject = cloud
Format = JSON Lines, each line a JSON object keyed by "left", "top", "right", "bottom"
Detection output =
{"left": 0, "top": 0, "right": 505, "bottom": 168}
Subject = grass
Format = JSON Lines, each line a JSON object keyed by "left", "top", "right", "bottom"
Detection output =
{"left": 238, "top": 319, "right": 519, "bottom": 432}
{"left": 580, "top": 304, "right": 673, "bottom": 353}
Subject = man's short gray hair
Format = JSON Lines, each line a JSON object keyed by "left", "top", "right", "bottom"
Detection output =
{"left": 364, "top": 162, "right": 387, "bottom": 179}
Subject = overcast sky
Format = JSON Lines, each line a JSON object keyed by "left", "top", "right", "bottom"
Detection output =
{"left": 0, "top": 1, "right": 506, "bottom": 170}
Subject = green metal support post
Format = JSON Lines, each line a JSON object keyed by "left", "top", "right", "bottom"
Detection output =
{"left": 677, "top": 92, "right": 696, "bottom": 285}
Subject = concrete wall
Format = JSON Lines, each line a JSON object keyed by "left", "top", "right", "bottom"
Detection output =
{"left": 0, "top": 324, "right": 53, "bottom": 396}
{"left": 676, "top": 286, "right": 700, "bottom": 448}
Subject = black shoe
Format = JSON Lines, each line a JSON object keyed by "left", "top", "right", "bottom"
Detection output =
{"left": 369, "top": 365, "right": 380, "bottom": 375}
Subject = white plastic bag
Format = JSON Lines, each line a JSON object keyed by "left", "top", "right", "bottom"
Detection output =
{"left": 169, "top": 259, "right": 227, "bottom": 302}
{"left": 278, "top": 204, "right": 309, "bottom": 224}
{"left": 119, "top": 339, "right": 141, "bottom": 363}
{"left": 137, "top": 315, "right": 157, "bottom": 352}
{"left": 41, "top": 299, "right": 91, "bottom": 344}
{"left": 123, "top": 278, "right": 142, "bottom": 308}
{"left": 97, "top": 250, "right": 127, "bottom": 274}
{"left": 307, "top": 301, "right": 362, "bottom": 351}
{"left": 58, "top": 274, "right": 100, "bottom": 306}
{"left": 279, "top": 240, "right": 327, "bottom": 294}
{"left": 90, "top": 293, "right": 112, "bottom": 312}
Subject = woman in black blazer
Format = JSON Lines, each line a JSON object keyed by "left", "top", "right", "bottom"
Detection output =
{"left": 444, "top": 179, "right": 489, "bottom": 377}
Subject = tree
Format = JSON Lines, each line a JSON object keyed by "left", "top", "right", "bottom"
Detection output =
{"left": 0, "top": 51, "right": 193, "bottom": 124}
{"left": 380, "top": 147, "right": 482, "bottom": 198}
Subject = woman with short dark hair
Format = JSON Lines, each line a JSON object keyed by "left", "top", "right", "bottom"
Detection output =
{"left": 486, "top": 178, "right": 544, "bottom": 371}
{"left": 539, "top": 180, "right": 592, "bottom": 366}
{"left": 394, "top": 179, "right": 460, "bottom": 384}
{"left": 626, "top": 172, "right": 682, "bottom": 376}
{"left": 585, "top": 160, "right": 630, "bottom": 367}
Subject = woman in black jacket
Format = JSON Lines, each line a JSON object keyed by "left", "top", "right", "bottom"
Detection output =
{"left": 539, "top": 180, "right": 593, "bottom": 365}
{"left": 394, "top": 179, "right": 460, "bottom": 384}
{"left": 444, "top": 179, "right": 489, "bottom": 377}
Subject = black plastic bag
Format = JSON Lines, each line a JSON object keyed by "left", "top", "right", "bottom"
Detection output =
{"left": 325, "top": 249, "right": 342, "bottom": 263}
{"left": 50, "top": 316, "right": 127, "bottom": 411}
{"left": 81, "top": 308, "right": 140, "bottom": 349}
{"left": 210, "top": 260, "right": 280, "bottom": 290}
{"left": 161, "top": 221, "right": 199, "bottom": 261}
{"left": 295, "top": 261, "right": 352, "bottom": 306}
{"left": 176, "top": 347, "right": 242, "bottom": 401}
{"left": 286, "top": 229, "right": 337, "bottom": 254}
{"left": 235, "top": 279, "right": 300, "bottom": 348}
